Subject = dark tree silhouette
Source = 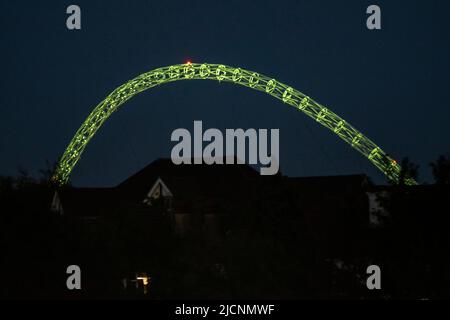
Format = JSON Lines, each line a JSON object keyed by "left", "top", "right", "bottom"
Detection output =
{"left": 430, "top": 154, "right": 450, "bottom": 185}
{"left": 391, "top": 157, "right": 419, "bottom": 186}
{"left": 38, "top": 159, "right": 60, "bottom": 187}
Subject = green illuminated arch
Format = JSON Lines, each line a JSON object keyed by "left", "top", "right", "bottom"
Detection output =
{"left": 53, "top": 63, "right": 416, "bottom": 185}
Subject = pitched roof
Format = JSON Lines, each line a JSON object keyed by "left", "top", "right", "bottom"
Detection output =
{"left": 56, "top": 158, "right": 264, "bottom": 216}
{"left": 117, "top": 158, "right": 261, "bottom": 202}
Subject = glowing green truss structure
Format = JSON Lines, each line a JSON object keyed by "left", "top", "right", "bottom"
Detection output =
{"left": 53, "top": 63, "right": 417, "bottom": 186}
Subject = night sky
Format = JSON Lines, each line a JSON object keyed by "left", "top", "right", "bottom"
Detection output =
{"left": 0, "top": 0, "right": 449, "bottom": 186}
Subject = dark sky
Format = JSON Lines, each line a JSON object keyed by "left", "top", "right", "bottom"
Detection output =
{"left": 0, "top": 0, "right": 449, "bottom": 186}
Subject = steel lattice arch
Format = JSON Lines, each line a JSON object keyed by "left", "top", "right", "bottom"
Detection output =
{"left": 52, "top": 63, "right": 417, "bottom": 185}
